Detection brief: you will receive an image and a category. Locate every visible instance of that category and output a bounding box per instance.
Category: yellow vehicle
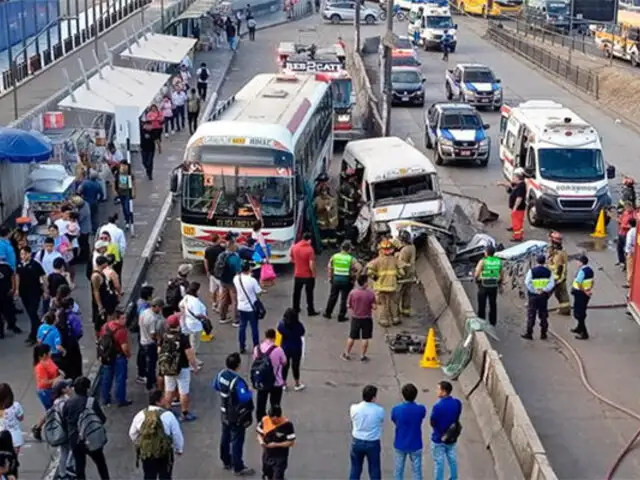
[594,22,640,66]
[453,0,523,17]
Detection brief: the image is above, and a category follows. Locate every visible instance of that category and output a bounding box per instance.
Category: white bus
[176,73,333,262]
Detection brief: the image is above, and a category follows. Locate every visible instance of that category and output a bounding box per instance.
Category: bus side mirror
[607,165,616,179]
[453,24,458,29]
[495,78,501,83]
[170,170,180,193]
[483,124,490,130]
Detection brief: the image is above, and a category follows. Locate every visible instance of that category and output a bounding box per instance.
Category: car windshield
[392,56,420,67]
[546,3,569,14]
[426,16,454,28]
[538,148,605,182]
[373,174,438,205]
[331,78,352,108]
[463,69,495,83]
[440,112,482,129]
[394,37,413,49]
[392,71,421,83]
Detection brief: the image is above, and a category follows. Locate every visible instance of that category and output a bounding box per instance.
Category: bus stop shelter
[118,32,197,70]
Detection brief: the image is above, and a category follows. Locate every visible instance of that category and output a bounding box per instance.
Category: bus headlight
[183,237,210,249]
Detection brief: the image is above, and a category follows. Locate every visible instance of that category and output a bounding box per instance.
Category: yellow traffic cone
[420,328,440,368]
[275,330,282,347]
[591,209,607,238]
[200,331,214,342]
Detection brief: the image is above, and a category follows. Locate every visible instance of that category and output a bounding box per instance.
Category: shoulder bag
[239,275,266,320]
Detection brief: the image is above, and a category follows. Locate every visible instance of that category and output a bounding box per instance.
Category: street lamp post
[382,0,393,136]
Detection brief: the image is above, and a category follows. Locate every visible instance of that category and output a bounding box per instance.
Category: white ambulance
[407,4,456,50]
[499,100,614,227]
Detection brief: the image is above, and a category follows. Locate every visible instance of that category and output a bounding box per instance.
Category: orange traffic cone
[591,209,607,238]
[420,328,440,368]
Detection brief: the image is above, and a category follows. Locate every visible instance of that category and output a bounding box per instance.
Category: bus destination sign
[202,136,276,147]
[285,60,342,73]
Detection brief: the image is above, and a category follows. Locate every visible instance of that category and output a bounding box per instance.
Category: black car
[391,67,425,106]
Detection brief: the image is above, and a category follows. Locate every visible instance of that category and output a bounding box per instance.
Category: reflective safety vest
[480,256,502,284]
[368,255,399,293]
[530,265,553,290]
[572,265,595,292]
[331,252,353,278]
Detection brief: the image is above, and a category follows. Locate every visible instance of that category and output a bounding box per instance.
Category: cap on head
[151,297,165,308]
[536,254,546,265]
[167,314,181,329]
[52,379,71,398]
[178,264,193,276]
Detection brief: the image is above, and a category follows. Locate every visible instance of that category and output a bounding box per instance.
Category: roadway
[382,14,640,479]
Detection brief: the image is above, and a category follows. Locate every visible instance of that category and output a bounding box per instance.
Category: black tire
[478,158,489,167]
[527,202,543,227]
[396,11,405,21]
[449,46,456,53]
[330,14,340,23]
[379,10,386,20]
[632,55,639,67]
[445,84,453,100]
[425,134,432,149]
[434,147,444,165]
[365,14,375,24]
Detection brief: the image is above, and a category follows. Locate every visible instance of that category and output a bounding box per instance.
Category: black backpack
[125,300,139,332]
[213,251,230,280]
[97,323,124,364]
[199,68,209,82]
[165,278,184,309]
[250,345,277,391]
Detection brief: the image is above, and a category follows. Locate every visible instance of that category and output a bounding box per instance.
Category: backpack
[198,68,209,82]
[42,402,67,447]
[78,397,107,452]
[125,299,139,332]
[225,376,254,428]
[165,278,184,309]
[250,345,277,391]
[96,323,124,365]
[157,332,182,376]
[213,251,230,280]
[135,409,174,461]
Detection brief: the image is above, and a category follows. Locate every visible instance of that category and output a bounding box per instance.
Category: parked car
[391,67,425,106]
[323,1,379,24]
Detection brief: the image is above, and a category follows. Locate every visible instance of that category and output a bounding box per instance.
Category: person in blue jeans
[234,261,262,353]
[99,309,132,407]
[349,384,385,480]
[391,383,427,480]
[430,381,463,480]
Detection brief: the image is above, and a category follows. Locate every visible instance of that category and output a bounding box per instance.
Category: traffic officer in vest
[367,239,404,327]
[522,254,555,340]
[314,186,338,247]
[547,231,571,315]
[473,244,504,326]
[323,240,360,323]
[395,230,416,317]
[571,255,595,340]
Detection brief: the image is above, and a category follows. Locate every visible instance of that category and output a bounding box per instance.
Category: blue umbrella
[0,127,53,164]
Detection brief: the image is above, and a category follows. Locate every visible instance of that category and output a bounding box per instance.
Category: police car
[444,63,502,110]
[424,103,491,167]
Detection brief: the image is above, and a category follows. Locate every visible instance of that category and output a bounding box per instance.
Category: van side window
[363,181,371,202]
[505,131,516,153]
[526,146,537,171]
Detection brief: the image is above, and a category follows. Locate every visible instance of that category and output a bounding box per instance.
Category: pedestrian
[178,281,208,368]
[214,353,255,476]
[97,308,132,407]
[391,383,426,480]
[0,383,25,459]
[171,88,187,133]
[134,284,154,385]
[99,230,123,279]
[473,244,503,326]
[341,274,376,362]
[100,214,127,270]
[35,237,63,276]
[145,104,164,153]
[105,142,124,180]
[625,218,637,288]
[277,308,306,391]
[51,379,73,479]
[165,264,192,314]
[235,261,263,354]
[160,95,174,137]
[204,234,224,312]
[324,240,359,323]
[140,120,156,180]
[252,329,287,423]
[187,88,201,134]
[0,429,19,479]
[315,186,338,247]
[247,16,256,40]
[196,62,210,99]
[37,311,65,364]
[522,254,555,340]
[32,344,65,441]
[104,254,122,298]
[226,20,237,50]
[0,255,18,339]
[129,389,184,479]
[218,240,242,325]
[179,64,191,90]
[16,245,47,345]
[430,381,462,480]
[617,201,635,267]
[256,405,296,480]
[46,257,71,307]
[71,195,92,262]
[62,376,110,480]
[349,384,384,480]
[87,240,108,280]
[139,298,165,391]
[78,170,103,234]
[47,223,73,265]
[113,161,136,235]
[571,255,595,340]
[290,232,319,316]
[235,9,243,35]
[55,300,83,380]
[90,256,119,334]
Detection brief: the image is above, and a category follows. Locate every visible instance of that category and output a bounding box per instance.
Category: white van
[341,137,444,241]
[408,4,457,49]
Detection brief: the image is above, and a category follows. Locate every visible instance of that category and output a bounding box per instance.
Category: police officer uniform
[522,255,555,340]
[323,241,357,322]
[474,246,503,326]
[571,255,594,340]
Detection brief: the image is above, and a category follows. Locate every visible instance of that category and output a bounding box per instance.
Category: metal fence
[487,22,600,98]
[509,17,602,57]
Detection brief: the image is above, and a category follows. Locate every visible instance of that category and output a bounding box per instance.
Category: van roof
[345,137,437,182]
[512,100,593,133]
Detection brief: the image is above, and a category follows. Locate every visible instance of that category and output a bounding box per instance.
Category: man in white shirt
[178,281,207,367]
[55,205,72,236]
[129,389,184,478]
[37,237,63,275]
[139,298,165,391]
[196,62,210,99]
[99,214,127,256]
[349,385,385,480]
[625,218,637,287]
[233,261,262,353]
[171,89,188,133]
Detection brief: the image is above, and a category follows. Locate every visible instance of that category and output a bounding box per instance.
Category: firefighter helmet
[378,239,393,251]
[623,176,635,186]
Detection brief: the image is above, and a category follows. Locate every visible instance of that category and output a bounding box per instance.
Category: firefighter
[395,230,416,317]
[323,240,360,323]
[367,239,403,327]
[314,172,330,197]
[338,169,361,244]
[522,254,555,340]
[617,176,636,213]
[473,244,503,326]
[571,255,594,340]
[548,231,571,316]
[314,186,338,247]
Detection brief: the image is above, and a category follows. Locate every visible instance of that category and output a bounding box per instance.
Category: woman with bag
[178,282,209,368]
[277,308,306,391]
[234,261,264,354]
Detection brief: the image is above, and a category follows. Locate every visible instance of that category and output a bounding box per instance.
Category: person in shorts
[203,234,224,312]
[341,275,376,362]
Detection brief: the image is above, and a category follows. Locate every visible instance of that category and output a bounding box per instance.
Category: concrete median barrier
[417,236,559,480]
[345,39,383,138]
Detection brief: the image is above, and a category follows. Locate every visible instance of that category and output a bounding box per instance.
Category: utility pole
[382,0,393,136]
[161,0,165,31]
[354,0,361,53]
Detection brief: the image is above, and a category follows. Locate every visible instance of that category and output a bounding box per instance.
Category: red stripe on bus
[287,99,312,134]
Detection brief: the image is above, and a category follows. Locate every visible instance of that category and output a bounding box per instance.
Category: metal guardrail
[487,21,600,98]
[509,17,602,57]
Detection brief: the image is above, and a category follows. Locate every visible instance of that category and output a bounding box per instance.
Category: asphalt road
[381,14,640,479]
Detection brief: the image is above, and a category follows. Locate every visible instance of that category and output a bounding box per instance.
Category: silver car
[323,1,379,24]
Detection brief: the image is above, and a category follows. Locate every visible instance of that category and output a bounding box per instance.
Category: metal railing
[487,21,600,98]
[508,17,602,57]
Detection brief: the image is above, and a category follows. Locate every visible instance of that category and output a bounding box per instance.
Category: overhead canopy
[119,33,197,64]
[58,66,171,115]
[174,0,219,21]
[0,128,53,164]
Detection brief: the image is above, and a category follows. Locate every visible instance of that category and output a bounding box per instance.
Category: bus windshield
[372,174,439,205]
[538,148,605,182]
[331,78,352,109]
[182,166,294,219]
[426,16,454,28]
[547,3,569,15]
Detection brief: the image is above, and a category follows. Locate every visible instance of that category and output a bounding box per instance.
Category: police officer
[522,254,555,340]
[571,255,594,340]
[323,240,360,323]
[547,231,571,316]
[473,244,503,326]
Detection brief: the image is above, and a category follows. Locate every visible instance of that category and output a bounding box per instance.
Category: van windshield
[538,148,605,182]
[426,16,454,28]
[372,174,439,205]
